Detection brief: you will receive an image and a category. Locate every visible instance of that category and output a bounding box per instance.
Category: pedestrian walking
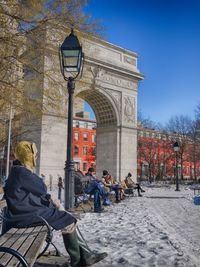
[49,174,53,191]
[58,176,64,202]
[41,173,46,183]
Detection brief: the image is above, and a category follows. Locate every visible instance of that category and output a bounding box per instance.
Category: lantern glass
[60,29,83,79]
[62,49,81,72]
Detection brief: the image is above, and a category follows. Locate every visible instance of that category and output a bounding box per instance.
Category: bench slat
[7,226,46,267]
[0,226,47,267]
[0,228,26,247]
[0,228,19,246]
[24,226,47,267]
[0,228,34,265]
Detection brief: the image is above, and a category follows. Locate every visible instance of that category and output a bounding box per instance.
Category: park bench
[124,187,135,197]
[74,171,93,212]
[0,197,60,267]
[189,184,200,195]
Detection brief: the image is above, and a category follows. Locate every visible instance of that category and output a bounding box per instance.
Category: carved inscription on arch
[84,66,137,90]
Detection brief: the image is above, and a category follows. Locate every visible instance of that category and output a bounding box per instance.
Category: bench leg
[37,216,61,258]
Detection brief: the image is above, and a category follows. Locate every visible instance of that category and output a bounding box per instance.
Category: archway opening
[76,89,117,127]
[73,89,118,177]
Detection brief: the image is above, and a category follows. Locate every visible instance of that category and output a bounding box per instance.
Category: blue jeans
[85,181,107,212]
[107,185,120,201]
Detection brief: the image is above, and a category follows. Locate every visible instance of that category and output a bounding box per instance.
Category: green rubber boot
[62,230,81,267]
[76,227,108,266]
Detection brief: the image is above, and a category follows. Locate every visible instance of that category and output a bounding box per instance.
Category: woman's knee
[61,222,77,234]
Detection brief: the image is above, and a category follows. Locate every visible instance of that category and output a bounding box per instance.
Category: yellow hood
[15,141,37,171]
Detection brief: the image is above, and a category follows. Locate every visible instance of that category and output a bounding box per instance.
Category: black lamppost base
[65,160,75,210]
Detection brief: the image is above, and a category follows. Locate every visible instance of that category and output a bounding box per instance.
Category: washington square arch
[24,28,144,183]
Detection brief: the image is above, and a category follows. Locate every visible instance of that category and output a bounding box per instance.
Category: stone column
[118,126,137,181]
[119,93,138,182]
[96,125,120,180]
[38,114,67,183]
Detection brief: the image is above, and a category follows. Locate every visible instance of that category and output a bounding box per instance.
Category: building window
[91,147,96,156]
[83,146,88,155]
[146,132,150,137]
[83,162,87,171]
[83,133,88,141]
[84,122,88,128]
[74,145,79,156]
[75,121,79,128]
[74,132,79,141]
[92,134,96,143]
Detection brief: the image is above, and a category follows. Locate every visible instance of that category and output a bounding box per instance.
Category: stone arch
[76,89,119,127]
[29,30,144,182]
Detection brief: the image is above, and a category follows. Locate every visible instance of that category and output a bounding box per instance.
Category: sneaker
[94,207,104,213]
[138,194,143,197]
[141,190,145,193]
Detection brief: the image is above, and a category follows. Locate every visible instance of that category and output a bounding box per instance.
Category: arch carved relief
[123,95,136,125]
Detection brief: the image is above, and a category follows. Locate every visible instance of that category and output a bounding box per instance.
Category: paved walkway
[53,185,200,267]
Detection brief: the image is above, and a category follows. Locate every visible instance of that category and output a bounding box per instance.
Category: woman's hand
[50,197,61,209]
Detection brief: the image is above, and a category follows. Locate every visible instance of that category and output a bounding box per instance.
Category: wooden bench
[0,199,59,267]
[0,225,47,267]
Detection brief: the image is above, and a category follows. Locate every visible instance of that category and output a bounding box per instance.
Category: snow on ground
[52,185,200,267]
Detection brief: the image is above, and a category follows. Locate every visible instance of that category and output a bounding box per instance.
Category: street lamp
[173,141,180,191]
[59,29,84,210]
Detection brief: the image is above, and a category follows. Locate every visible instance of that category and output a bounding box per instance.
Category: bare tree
[187,104,200,180]
[0,0,102,147]
[188,121,200,180]
[165,115,192,179]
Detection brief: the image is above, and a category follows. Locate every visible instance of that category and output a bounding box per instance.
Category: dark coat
[3,165,76,232]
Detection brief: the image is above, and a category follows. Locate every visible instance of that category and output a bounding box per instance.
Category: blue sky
[84,0,200,125]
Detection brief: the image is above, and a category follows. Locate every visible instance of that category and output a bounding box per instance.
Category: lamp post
[173,141,180,191]
[59,29,84,210]
[6,106,13,178]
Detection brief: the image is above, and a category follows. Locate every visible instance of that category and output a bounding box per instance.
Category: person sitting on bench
[102,170,122,203]
[85,168,109,211]
[3,141,107,267]
[124,173,145,197]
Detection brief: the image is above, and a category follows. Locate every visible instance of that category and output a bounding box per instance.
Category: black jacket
[3,165,76,232]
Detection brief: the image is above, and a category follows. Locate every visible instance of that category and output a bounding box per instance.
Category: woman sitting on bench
[124,173,145,197]
[101,170,123,203]
[3,141,107,267]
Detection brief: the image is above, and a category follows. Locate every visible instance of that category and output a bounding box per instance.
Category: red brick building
[137,126,200,181]
[73,118,200,180]
[73,117,96,173]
